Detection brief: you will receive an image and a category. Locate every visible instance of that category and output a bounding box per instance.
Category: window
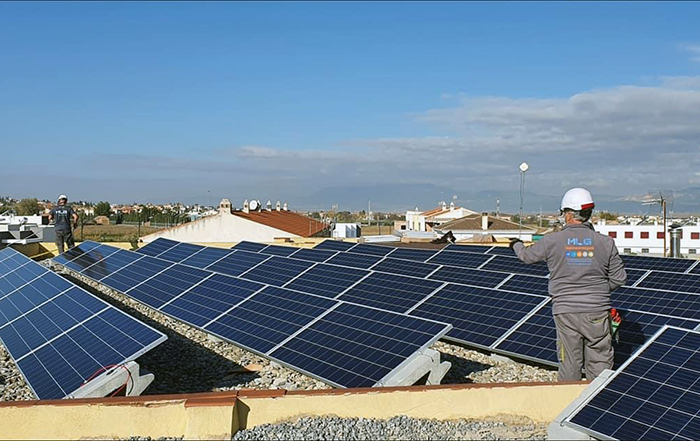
[692,232,700,240]
[400,225,406,230]
[641,231,649,239]
[608,232,617,238]
[657,232,665,239]
[625,231,633,239]
[623,248,632,254]
[642,248,649,253]
[690,249,697,255]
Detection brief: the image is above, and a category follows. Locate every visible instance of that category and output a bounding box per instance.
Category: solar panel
[314,240,357,252]
[337,272,443,313]
[636,272,700,294]
[127,264,211,309]
[259,244,299,257]
[232,241,270,252]
[428,266,510,289]
[204,286,338,353]
[611,287,700,320]
[51,241,102,266]
[0,247,18,262]
[269,303,450,388]
[284,264,368,298]
[325,252,383,269]
[288,248,337,263]
[426,250,492,268]
[81,249,145,281]
[564,326,700,441]
[690,263,700,275]
[481,255,550,277]
[486,246,516,256]
[409,284,546,347]
[621,254,696,273]
[348,243,394,257]
[625,268,648,286]
[205,250,269,277]
[62,244,120,273]
[444,244,494,253]
[180,247,232,269]
[0,248,166,399]
[371,258,440,278]
[386,248,438,262]
[0,258,49,298]
[100,256,173,293]
[136,238,179,257]
[156,242,205,263]
[0,251,32,274]
[240,256,314,286]
[499,274,549,296]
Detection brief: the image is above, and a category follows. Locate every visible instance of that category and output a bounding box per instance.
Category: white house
[434,212,536,242]
[405,202,477,232]
[594,219,700,256]
[141,199,329,244]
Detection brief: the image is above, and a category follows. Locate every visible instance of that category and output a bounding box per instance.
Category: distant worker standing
[49,194,79,254]
[509,188,626,381]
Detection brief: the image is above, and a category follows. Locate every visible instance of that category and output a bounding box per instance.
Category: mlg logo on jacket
[567,238,593,246]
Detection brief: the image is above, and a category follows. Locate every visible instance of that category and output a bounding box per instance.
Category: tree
[15,198,39,216]
[94,201,111,217]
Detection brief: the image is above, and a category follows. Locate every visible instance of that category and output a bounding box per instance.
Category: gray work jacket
[512,223,627,315]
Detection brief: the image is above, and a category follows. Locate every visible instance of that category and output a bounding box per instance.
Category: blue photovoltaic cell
[481,255,550,277]
[231,241,269,252]
[624,269,647,286]
[204,286,338,354]
[691,263,700,275]
[156,242,205,263]
[51,241,102,266]
[205,250,269,277]
[0,272,74,326]
[621,254,696,273]
[410,284,545,347]
[0,247,17,262]
[486,247,516,256]
[259,244,299,257]
[386,248,438,262]
[429,266,509,289]
[325,252,383,269]
[136,238,179,257]
[0,252,32,274]
[0,261,49,297]
[348,243,394,257]
[241,256,314,287]
[160,274,264,327]
[611,287,700,320]
[128,264,210,309]
[636,271,700,294]
[371,258,439,278]
[180,247,232,269]
[494,302,557,364]
[100,256,173,293]
[270,302,450,388]
[285,264,368,298]
[80,249,144,281]
[444,244,494,254]
[426,250,492,268]
[499,274,549,296]
[567,327,700,441]
[314,240,357,252]
[63,245,120,273]
[338,272,443,313]
[288,248,337,263]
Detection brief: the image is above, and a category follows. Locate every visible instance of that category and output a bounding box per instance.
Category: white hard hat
[561,188,595,211]
[58,194,67,201]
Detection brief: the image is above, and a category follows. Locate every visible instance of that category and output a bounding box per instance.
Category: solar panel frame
[313,240,358,252]
[204,250,271,277]
[370,258,440,278]
[136,238,180,257]
[611,287,700,320]
[284,263,369,298]
[325,252,383,269]
[385,248,439,262]
[636,271,700,294]
[259,244,299,257]
[444,244,494,254]
[621,254,696,273]
[287,248,338,263]
[480,255,550,277]
[347,243,395,257]
[425,250,493,268]
[337,272,444,313]
[155,242,205,263]
[231,241,269,252]
[180,247,233,270]
[240,256,315,287]
[428,266,510,289]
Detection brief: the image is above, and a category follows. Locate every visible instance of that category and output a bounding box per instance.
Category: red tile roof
[232,210,327,237]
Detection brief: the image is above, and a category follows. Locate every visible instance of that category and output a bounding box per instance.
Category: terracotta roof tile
[232,210,327,237]
[437,214,535,231]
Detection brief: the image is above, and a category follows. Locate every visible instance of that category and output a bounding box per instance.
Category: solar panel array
[564,326,700,441]
[0,247,166,399]
[53,242,452,388]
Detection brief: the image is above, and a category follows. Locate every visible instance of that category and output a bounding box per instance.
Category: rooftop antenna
[518,162,529,239]
[641,190,668,257]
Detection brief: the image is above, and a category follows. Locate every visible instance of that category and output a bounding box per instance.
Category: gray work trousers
[553,311,613,382]
[55,229,75,254]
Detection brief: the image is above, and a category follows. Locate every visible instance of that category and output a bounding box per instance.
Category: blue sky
[2,2,700,211]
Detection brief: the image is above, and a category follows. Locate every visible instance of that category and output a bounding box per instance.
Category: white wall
[448,230,534,242]
[594,222,700,255]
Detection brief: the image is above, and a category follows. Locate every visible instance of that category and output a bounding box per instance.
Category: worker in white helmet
[509,188,627,381]
[48,194,79,254]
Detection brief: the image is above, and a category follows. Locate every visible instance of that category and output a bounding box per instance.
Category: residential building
[594,219,700,256]
[434,212,537,242]
[405,202,477,232]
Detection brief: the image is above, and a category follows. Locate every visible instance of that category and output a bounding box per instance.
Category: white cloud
[683,44,700,62]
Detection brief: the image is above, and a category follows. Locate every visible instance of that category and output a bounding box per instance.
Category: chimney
[441,201,447,210]
[243,199,249,214]
[283,202,289,211]
[266,200,272,211]
[276,201,281,211]
[219,199,231,214]
[450,201,455,211]
[481,212,489,231]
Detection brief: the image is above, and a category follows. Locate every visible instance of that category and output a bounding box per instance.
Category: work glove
[610,308,622,343]
[508,238,523,250]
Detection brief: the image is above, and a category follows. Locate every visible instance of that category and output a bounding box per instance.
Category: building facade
[594,220,700,256]
[405,202,477,232]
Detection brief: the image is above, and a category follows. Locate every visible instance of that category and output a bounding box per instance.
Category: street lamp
[518,162,529,238]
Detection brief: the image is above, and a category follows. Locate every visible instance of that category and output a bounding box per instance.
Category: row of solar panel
[0,247,166,399]
[52,242,452,389]
[135,238,700,369]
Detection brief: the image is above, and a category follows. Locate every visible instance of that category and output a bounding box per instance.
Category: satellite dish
[249,200,259,211]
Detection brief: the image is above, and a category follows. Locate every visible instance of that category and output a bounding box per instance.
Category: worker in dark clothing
[49,194,79,254]
[509,188,626,381]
